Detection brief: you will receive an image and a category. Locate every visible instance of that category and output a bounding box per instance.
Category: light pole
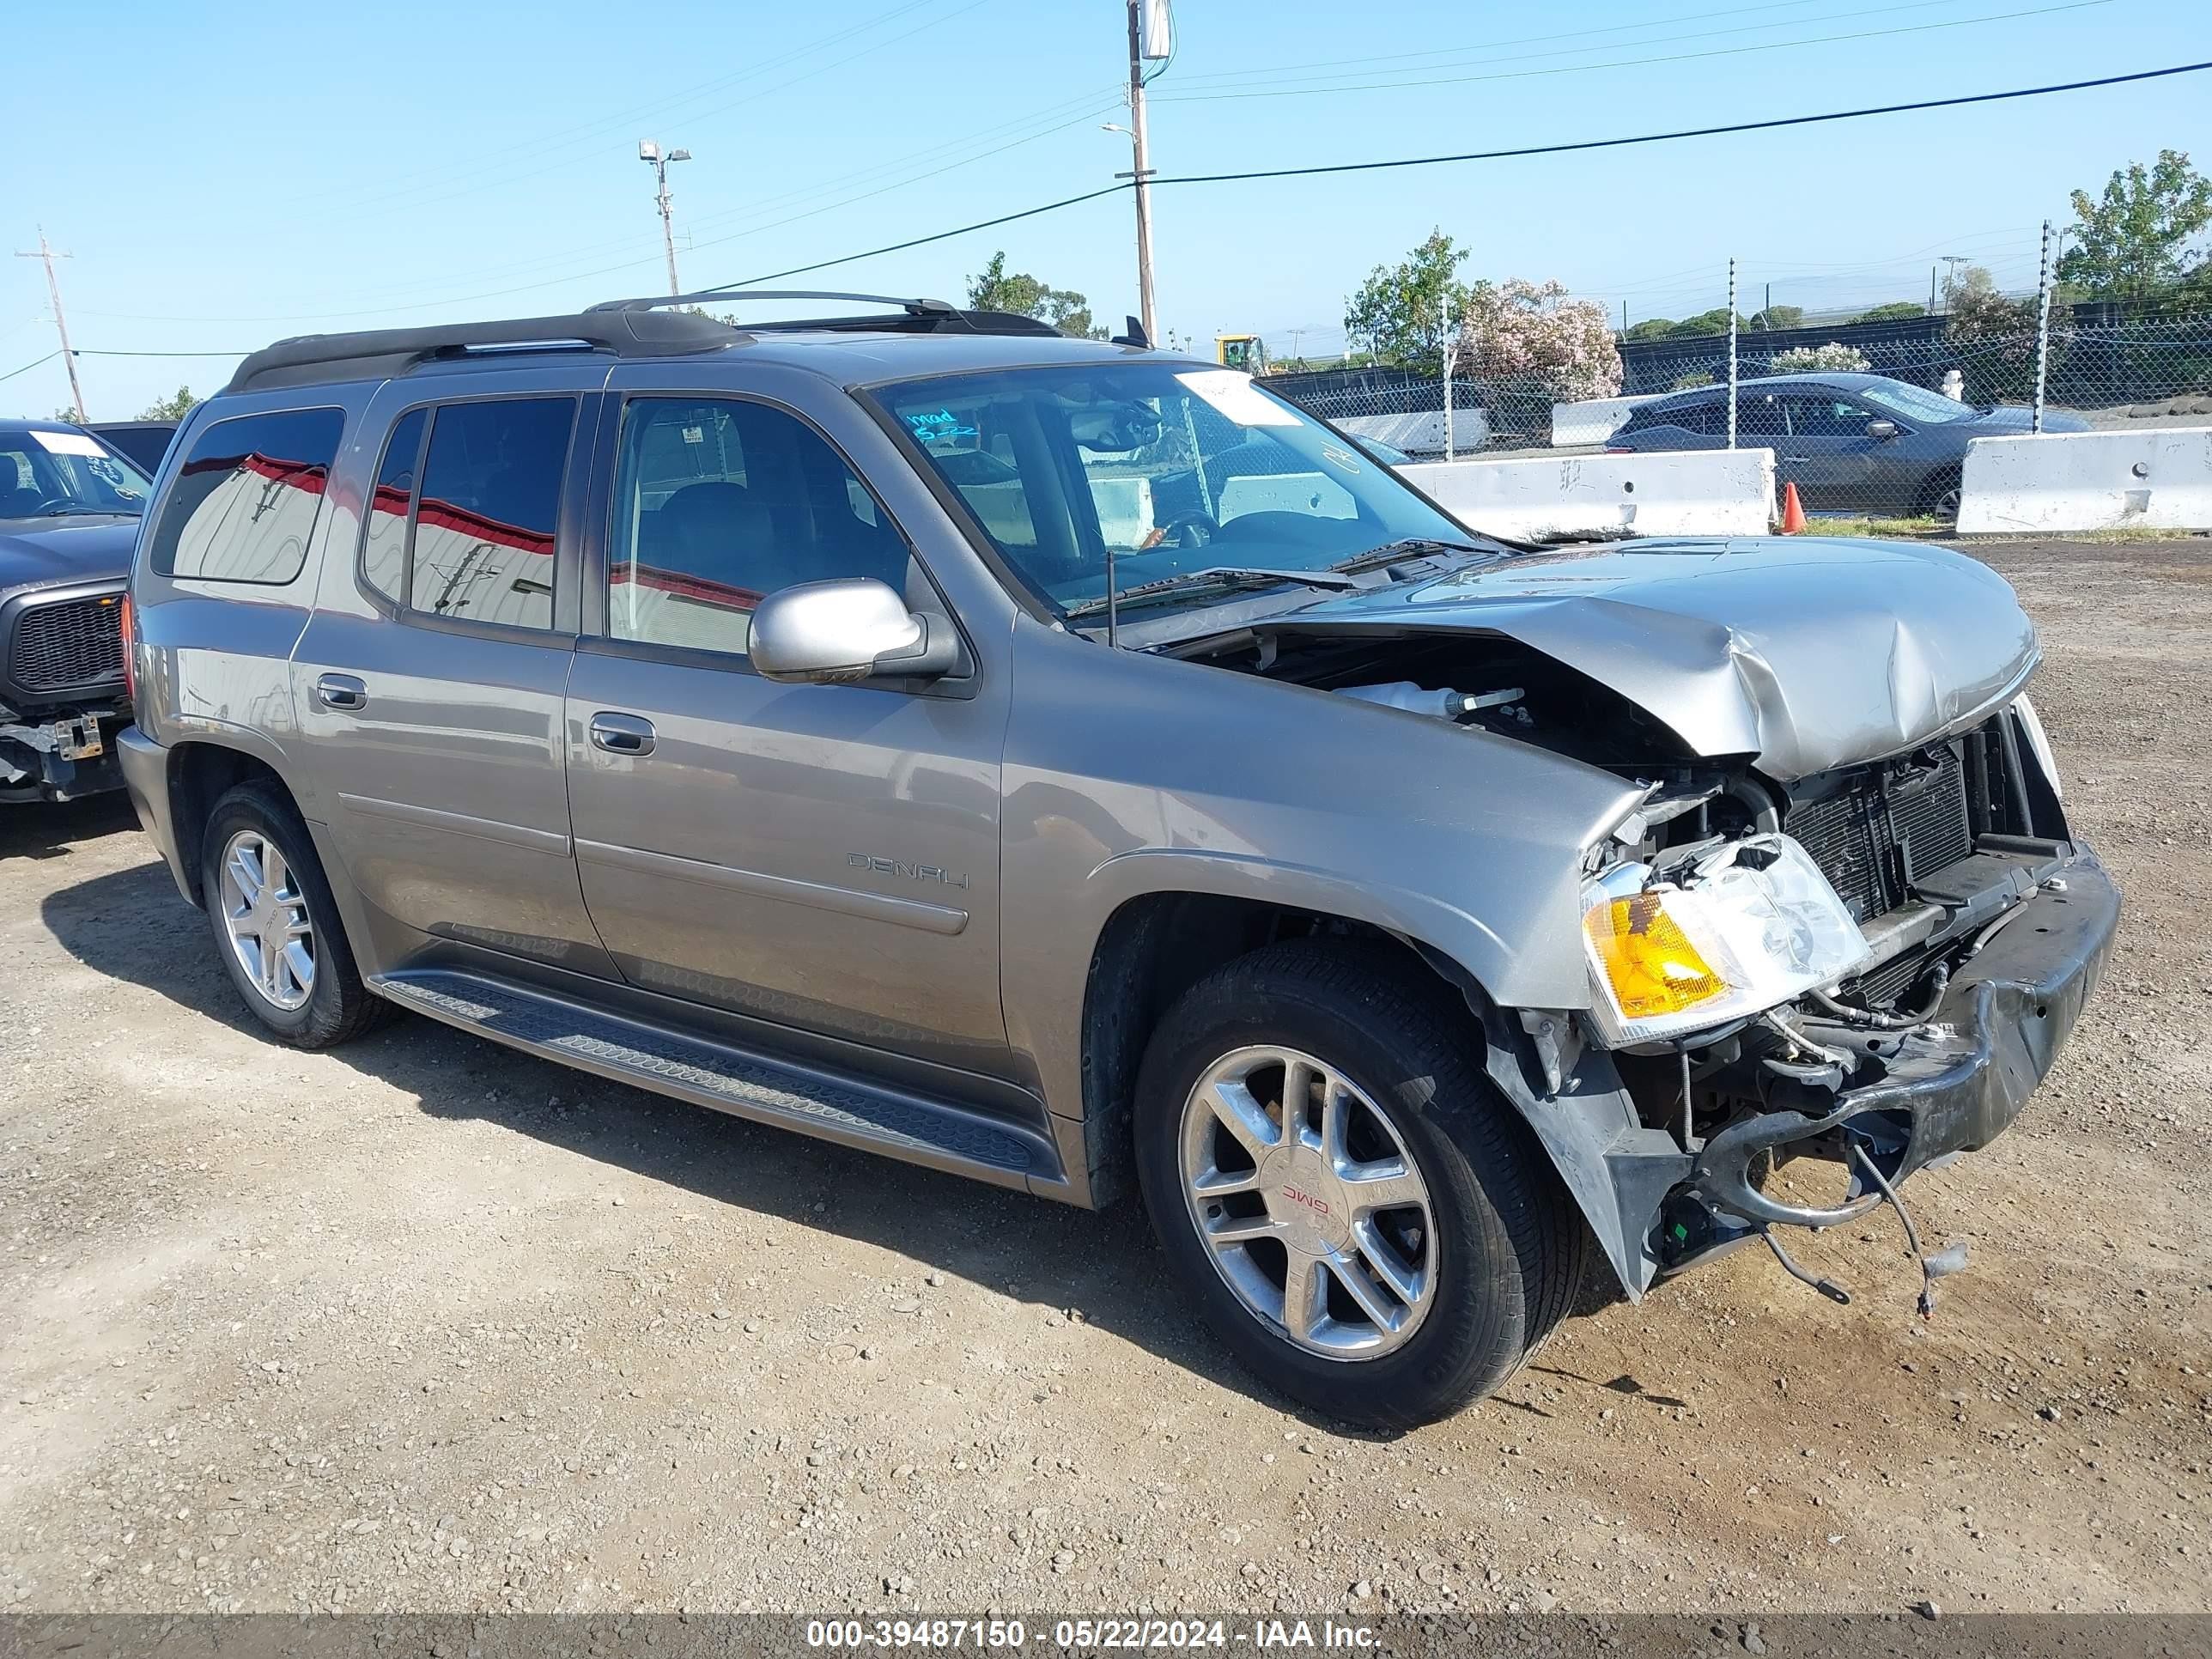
[639,140,691,297]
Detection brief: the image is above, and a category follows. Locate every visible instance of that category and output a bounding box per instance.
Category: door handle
[314,673,368,712]
[589,712,656,757]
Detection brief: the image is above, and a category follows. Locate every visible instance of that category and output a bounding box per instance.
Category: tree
[52,404,82,424]
[964,252,1104,338]
[2057,149,2212,302]
[1747,305,1804,331]
[1769,343,1871,374]
[1665,307,1735,338]
[1945,264,2068,402]
[1622,318,1678,342]
[1457,278,1623,402]
[1854,301,1926,324]
[138,386,198,421]
[1342,229,1471,373]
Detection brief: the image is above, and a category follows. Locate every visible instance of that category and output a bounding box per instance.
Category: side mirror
[1866,418,1899,441]
[749,578,958,684]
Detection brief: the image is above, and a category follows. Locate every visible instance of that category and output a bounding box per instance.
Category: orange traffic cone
[1778,481,1807,534]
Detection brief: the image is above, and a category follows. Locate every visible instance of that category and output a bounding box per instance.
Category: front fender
[999,616,1644,1124]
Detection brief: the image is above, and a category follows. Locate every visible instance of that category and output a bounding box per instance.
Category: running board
[373,969,1059,1190]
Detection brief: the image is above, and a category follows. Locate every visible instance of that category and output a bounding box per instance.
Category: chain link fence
[1268,305,2212,523]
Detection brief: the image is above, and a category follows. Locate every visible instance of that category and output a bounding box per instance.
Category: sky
[6,0,2209,420]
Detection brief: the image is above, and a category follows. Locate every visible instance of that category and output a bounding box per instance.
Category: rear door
[292,373,619,978]
[561,373,1009,1073]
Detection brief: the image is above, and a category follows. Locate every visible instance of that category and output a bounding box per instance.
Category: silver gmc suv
[118,292,2117,1425]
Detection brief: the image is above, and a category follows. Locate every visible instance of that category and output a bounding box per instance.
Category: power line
[1165,0,1992,94]
[1,349,63,386]
[696,61,2210,289]
[725,183,1133,289]
[1146,61,2211,185]
[1154,0,2112,103]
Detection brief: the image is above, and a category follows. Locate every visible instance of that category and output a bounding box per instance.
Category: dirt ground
[2,538,2207,1622]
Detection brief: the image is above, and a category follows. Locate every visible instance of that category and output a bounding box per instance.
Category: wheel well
[1079,893,1472,1206]
[166,742,293,908]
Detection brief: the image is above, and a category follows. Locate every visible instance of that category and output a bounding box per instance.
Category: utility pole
[16,228,85,421]
[1123,0,1165,344]
[1940,254,1970,314]
[639,141,691,296]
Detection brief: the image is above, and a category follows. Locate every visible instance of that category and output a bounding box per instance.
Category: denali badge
[849,853,970,890]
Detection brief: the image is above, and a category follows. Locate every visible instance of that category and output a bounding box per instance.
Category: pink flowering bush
[1457,279,1625,402]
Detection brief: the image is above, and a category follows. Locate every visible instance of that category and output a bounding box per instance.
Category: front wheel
[1132,941,1586,1427]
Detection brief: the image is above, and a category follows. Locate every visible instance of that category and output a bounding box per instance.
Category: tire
[1916,465,1964,522]
[1132,940,1586,1428]
[199,781,386,1048]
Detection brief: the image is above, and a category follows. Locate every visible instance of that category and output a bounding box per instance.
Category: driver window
[606,397,909,656]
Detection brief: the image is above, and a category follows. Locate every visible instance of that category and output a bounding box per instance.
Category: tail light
[1604,445,1634,454]
[118,592,137,704]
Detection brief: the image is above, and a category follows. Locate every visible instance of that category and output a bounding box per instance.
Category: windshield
[872,363,1474,616]
[1860,380,1977,425]
[0,428,153,518]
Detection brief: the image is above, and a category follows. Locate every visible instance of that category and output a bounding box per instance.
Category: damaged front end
[1568,698,2118,1310]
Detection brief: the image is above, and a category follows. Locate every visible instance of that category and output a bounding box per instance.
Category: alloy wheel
[217,829,316,1012]
[1178,1045,1437,1359]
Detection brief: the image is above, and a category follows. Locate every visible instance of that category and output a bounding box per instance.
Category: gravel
[0,538,2207,1618]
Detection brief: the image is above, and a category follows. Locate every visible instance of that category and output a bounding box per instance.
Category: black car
[1607,372,2092,518]
[0,420,149,803]
[89,420,180,475]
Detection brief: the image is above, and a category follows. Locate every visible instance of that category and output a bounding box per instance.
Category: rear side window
[360,407,427,602]
[359,398,575,630]
[146,408,344,582]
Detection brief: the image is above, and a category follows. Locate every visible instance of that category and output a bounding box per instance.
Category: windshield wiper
[1329,536,1501,573]
[39,506,138,518]
[1063,565,1358,620]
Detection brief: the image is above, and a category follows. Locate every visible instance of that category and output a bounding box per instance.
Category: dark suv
[1,419,149,803]
[118,295,2114,1425]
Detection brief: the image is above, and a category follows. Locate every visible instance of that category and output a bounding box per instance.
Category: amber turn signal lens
[1582,891,1724,1020]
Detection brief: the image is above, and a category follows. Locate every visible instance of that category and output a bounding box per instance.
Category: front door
[294,380,615,976]
[1776,392,1883,511]
[562,390,1008,1073]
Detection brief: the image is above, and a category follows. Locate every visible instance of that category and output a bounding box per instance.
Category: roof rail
[222,307,739,394]
[591,286,1064,338]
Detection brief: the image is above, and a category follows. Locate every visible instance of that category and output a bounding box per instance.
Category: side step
[373,969,1060,1191]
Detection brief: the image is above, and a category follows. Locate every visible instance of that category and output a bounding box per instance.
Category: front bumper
[0,706,128,803]
[1675,841,2119,1243]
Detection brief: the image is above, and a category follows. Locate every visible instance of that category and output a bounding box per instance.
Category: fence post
[2033,218,2054,434]
[1440,292,1455,463]
[1726,258,1738,450]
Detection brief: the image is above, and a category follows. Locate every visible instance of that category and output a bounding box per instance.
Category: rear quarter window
[147,408,345,583]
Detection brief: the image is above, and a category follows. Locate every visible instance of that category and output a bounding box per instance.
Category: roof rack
[222,307,739,394]
[592,286,1063,338]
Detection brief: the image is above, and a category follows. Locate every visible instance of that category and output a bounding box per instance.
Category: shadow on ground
[39,854,1451,1434]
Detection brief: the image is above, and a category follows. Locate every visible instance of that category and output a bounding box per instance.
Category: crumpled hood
[0,516,139,596]
[1270,536,2038,779]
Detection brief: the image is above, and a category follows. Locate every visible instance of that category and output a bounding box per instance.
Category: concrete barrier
[1550,394,1660,447]
[1956,426,2212,533]
[1334,407,1492,458]
[1400,448,1777,541]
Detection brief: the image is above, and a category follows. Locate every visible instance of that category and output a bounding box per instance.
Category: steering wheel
[24,496,74,517]
[1148,511,1219,550]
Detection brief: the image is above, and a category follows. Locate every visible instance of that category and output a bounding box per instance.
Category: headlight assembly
[1581,834,1871,1046]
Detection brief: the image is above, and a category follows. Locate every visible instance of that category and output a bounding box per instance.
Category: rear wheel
[201,781,385,1048]
[1133,941,1585,1427]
